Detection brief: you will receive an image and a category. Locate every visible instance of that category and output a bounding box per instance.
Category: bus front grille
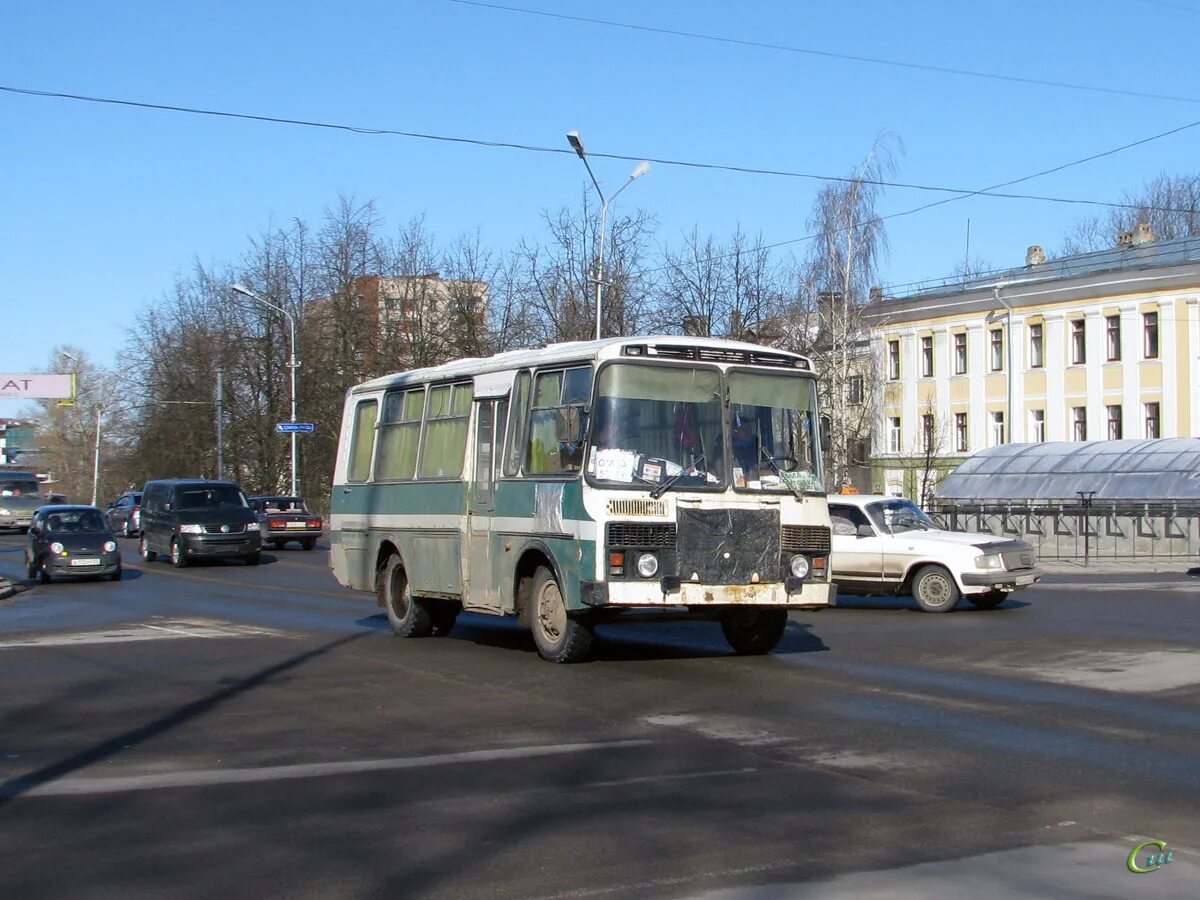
[781,525,831,554]
[607,522,676,548]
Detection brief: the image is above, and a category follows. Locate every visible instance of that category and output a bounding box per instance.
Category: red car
[249,496,322,551]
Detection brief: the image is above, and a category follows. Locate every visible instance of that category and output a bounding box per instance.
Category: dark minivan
[139,479,262,567]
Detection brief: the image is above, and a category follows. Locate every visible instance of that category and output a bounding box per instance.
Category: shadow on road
[0,631,370,805]
[831,595,1032,613]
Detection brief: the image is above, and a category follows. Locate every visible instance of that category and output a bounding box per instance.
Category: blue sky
[3,0,1198,416]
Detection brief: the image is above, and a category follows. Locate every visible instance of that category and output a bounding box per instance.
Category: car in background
[0,471,46,533]
[26,505,122,582]
[105,491,143,537]
[140,479,262,567]
[827,493,1042,612]
[248,496,323,551]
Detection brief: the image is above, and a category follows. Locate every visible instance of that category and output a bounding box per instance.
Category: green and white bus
[330,336,834,662]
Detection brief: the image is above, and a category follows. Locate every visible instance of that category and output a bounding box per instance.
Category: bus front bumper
[584,579,834,608]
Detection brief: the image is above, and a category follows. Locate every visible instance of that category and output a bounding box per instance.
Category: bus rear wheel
[530,567,593,663]
[720,607,788,655]
[381,555,432,638]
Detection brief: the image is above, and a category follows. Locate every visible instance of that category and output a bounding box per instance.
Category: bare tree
[781,135,901,489]
[1059,171,1200,254]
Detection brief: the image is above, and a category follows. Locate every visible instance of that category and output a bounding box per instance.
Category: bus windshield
[729,371,824,494]
[589,364,725,490]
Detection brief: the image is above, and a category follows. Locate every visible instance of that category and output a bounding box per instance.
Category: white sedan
[827,494,1042,612]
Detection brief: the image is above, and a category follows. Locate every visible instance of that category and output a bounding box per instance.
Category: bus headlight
[789,555,810,578]
[636,553,659,578]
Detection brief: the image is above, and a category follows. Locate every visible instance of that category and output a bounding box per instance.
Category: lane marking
[9,739,654,798]
[0,619,288,649]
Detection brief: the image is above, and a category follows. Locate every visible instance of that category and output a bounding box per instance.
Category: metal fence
[929,499,1200,561]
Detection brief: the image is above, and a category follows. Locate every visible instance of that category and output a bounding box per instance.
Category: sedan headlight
[974,553,1005,570]
[0,507,10,516]
[50,542,65,554]
[246,522,261,532]
[636,553,659,578]
[104,541,118,552]
[178,523,204,534]
[789,555,811,578]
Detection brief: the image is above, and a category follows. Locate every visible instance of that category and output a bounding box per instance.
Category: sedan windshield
[867,499,937,534]
[46,510,107,533]
[588,364,725,490]
[177,486,248,509]
[728,371,824,494]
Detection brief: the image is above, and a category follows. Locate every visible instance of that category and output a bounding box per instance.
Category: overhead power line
[448,0,1200,106]
[3,84,1198,215]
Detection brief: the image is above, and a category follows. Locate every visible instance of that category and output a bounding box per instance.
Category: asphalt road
[0,532,1197,899]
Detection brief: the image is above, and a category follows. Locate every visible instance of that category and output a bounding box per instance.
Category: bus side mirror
[819,413,832,454]
[555,406,582,444]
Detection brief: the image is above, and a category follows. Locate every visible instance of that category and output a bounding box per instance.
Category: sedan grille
[1002,549,1036,571]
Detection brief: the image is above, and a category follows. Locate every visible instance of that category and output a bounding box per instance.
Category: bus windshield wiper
[650,455,707,499]
[759,448,803,499]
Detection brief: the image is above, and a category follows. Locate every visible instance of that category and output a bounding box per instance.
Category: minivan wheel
[140,534,156,563]
[380,555,432,638]
[170,539,189,568]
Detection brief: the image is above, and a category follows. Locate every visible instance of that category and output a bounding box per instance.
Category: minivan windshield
[588,364,725,491]
[0,479,41,496]
[177,486,249,510]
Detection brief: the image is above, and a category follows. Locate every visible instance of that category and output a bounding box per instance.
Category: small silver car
[828,494,1041,612]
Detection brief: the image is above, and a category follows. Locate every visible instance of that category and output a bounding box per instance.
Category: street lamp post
[231,284,299,496]
[566,131,650,340]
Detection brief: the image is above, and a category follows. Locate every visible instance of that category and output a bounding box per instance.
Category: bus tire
[912,565,959,613]
[381,555,432,638]
[429,601,461,636]
[720,607,788,655]
[530,566,593,663]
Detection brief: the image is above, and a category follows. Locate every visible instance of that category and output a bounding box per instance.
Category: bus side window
[419,383,473,478]
[527,366,591,474]
[348,399,378,482]
[504,371,531,476]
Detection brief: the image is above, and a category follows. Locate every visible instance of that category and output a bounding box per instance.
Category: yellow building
[864,232,1200,498]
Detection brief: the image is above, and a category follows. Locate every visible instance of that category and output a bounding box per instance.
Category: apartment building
[864,230,1200,498]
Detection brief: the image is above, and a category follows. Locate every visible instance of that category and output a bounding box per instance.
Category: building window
[952,332,967,375]
[1106,404,1123,440]
[989,411,1005,447]
[888,340,901,380]
[989,328,1004,372]
[848,375,864,405]
[1072,406,1087,441]
[1030,408,1045,442]
[921,413,935,452]
[954,412,968,452]
[1145,402,1160,438]
[920,336,934,378]
[1106,315,1121,361]
[1029,323,1044,369]
[1144,311,1159,359]
[888,417,901,453]
[1070,319,1086,364]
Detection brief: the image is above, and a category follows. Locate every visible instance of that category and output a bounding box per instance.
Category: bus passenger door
[466,400,499,610]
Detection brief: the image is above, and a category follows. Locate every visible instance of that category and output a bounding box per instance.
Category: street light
[231,283,300,496]
[566,131,650,340]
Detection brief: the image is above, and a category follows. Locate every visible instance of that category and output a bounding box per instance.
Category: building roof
[936,438,1200,503]
[867,235,1200,327]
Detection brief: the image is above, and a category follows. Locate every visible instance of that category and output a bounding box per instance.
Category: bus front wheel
[530,567,593,663]
[721,607,788,655]
[381,555,433,638]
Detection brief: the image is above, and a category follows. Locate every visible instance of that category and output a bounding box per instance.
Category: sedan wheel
[912,565,960,613]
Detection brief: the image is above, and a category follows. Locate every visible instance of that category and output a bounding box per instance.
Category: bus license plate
[70,558,101,567]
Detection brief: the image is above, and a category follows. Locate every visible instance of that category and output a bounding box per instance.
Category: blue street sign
[276,422,315,433]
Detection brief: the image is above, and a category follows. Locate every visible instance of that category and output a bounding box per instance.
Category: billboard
[0,374,74,400]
